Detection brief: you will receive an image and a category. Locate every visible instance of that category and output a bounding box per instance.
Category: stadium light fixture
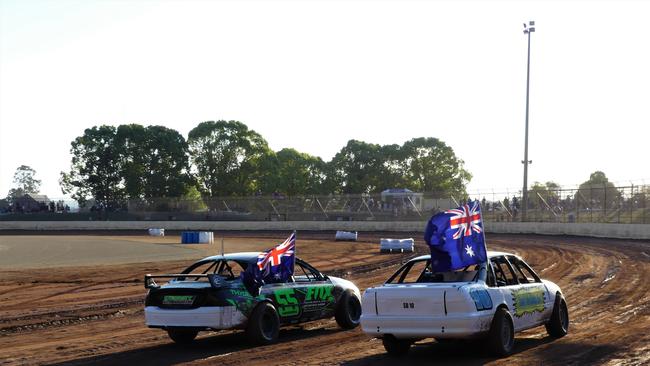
[521,20,535,222]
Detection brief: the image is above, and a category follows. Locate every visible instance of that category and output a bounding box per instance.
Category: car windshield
[386,259,486,284]
[181,259,249,281]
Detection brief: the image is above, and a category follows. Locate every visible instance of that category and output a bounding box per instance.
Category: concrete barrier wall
[1,221,650,240]
[485,222,650,240]
[0,220,423,232]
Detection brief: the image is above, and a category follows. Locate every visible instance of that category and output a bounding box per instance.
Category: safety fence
[1,185,648,224]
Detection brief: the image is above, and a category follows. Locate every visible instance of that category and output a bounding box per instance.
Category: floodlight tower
[521,20,535,222]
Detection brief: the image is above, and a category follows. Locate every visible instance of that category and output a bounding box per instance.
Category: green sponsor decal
[230,289,254,298]
[162,295,194,305]
[274,288,300,317]
[511,287,545,317]
[305,285,334,302]
[227,288,265,314]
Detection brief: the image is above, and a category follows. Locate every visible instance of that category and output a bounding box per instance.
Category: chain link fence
[477,185,648,224]
[1,185,648,224]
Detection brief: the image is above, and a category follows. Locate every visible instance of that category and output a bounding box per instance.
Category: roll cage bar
[144,257,328,289]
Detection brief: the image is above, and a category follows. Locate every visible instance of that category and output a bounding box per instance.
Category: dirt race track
[1,232,649,365]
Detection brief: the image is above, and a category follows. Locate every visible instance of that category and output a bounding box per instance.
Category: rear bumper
[360,311,493,339]
[145,306,246,330]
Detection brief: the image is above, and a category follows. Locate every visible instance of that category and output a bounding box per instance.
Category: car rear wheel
[335,291,361,329]
[487,307,515,357]
[167,329,198,344]
[246,302,280,345]
[546,295,569,338]
[382,334,412,356]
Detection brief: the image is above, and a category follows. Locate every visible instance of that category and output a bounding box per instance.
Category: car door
[507,256,550,326]
[489,255,531,331]
[291,260,337,322]
[263,260,336,324]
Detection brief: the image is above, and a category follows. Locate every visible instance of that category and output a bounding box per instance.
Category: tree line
[59,120,471,206]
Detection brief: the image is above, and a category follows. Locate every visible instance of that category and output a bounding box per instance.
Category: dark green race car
[144,252,362,344]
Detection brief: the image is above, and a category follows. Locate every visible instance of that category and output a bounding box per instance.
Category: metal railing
[1,185,648,224]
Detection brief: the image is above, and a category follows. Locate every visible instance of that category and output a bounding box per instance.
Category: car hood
[542,279,563,297]
[328,276,361,299]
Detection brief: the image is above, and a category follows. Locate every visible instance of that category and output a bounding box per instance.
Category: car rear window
[386,259,481,284]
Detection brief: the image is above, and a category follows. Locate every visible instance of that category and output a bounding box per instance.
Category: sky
[1,0,649,200]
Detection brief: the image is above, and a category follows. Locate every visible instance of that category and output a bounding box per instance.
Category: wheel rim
[560,302,569,331]
[261,310,275,338]
[501,321,512,349]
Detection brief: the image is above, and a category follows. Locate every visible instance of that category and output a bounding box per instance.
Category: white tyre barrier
[148,228,165,237]
[335,231,358,241]
[198,231,214,244]
[380,238,414,253]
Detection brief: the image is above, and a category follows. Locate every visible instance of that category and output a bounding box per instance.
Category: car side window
[508,256,540,283]
[216,260,245,279]
[401,260,428,283]
[492,256,518,286]
[486,262,497,287]
[183,260,218,275]
[386,259,428,284]
[294,261,323,283]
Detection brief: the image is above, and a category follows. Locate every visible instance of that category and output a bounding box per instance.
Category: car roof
[198,252,260,262]
[409,250,517,262]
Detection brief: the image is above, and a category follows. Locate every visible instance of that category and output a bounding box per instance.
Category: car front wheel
[246,302,280,345]
[546,295,569,338]
[488,307,515,357]
[335,290,361,329]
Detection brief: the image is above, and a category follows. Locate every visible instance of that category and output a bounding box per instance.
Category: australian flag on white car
[424,200,487,272]
[241,232,296,296]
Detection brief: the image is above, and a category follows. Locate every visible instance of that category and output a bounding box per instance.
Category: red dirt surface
[1,232,649,365]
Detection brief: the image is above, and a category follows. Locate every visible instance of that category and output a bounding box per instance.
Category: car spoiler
[144,273,228,289]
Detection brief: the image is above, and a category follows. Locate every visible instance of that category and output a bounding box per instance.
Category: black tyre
[246,302,280,345]
[167,329,198,344]
[487,307,515,357]
[382,334,412,356]
[546,295,569,338]
[335,291,361,329]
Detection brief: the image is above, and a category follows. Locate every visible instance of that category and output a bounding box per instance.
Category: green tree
[188,121,271,196]
[117,125,191,199]
[61,124,191,206]
[528,181,561,209]
[577,171,620,209]
[179,184,208,212]
[60,125,125,206]
[258,148,328,196]
[401,137,471,196]
[6,165,41,202]
[378,144,409,190]
[116,124,148,199]
[330,140,386,194]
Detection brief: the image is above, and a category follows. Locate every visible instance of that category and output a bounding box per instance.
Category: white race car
[360,251,569,356]
[144,253,362,345]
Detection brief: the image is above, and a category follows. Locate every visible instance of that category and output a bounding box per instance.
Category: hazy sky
[1,0,649,199]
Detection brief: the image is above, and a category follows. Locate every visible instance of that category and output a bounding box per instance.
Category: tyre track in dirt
[1,233,649,365]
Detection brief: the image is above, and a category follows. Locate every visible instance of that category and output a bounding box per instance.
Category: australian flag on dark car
[241,232,296,296]
[424,200,487,272]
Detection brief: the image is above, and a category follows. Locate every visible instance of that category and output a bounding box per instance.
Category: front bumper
[145,306,246,330]
[360,311,493,339]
